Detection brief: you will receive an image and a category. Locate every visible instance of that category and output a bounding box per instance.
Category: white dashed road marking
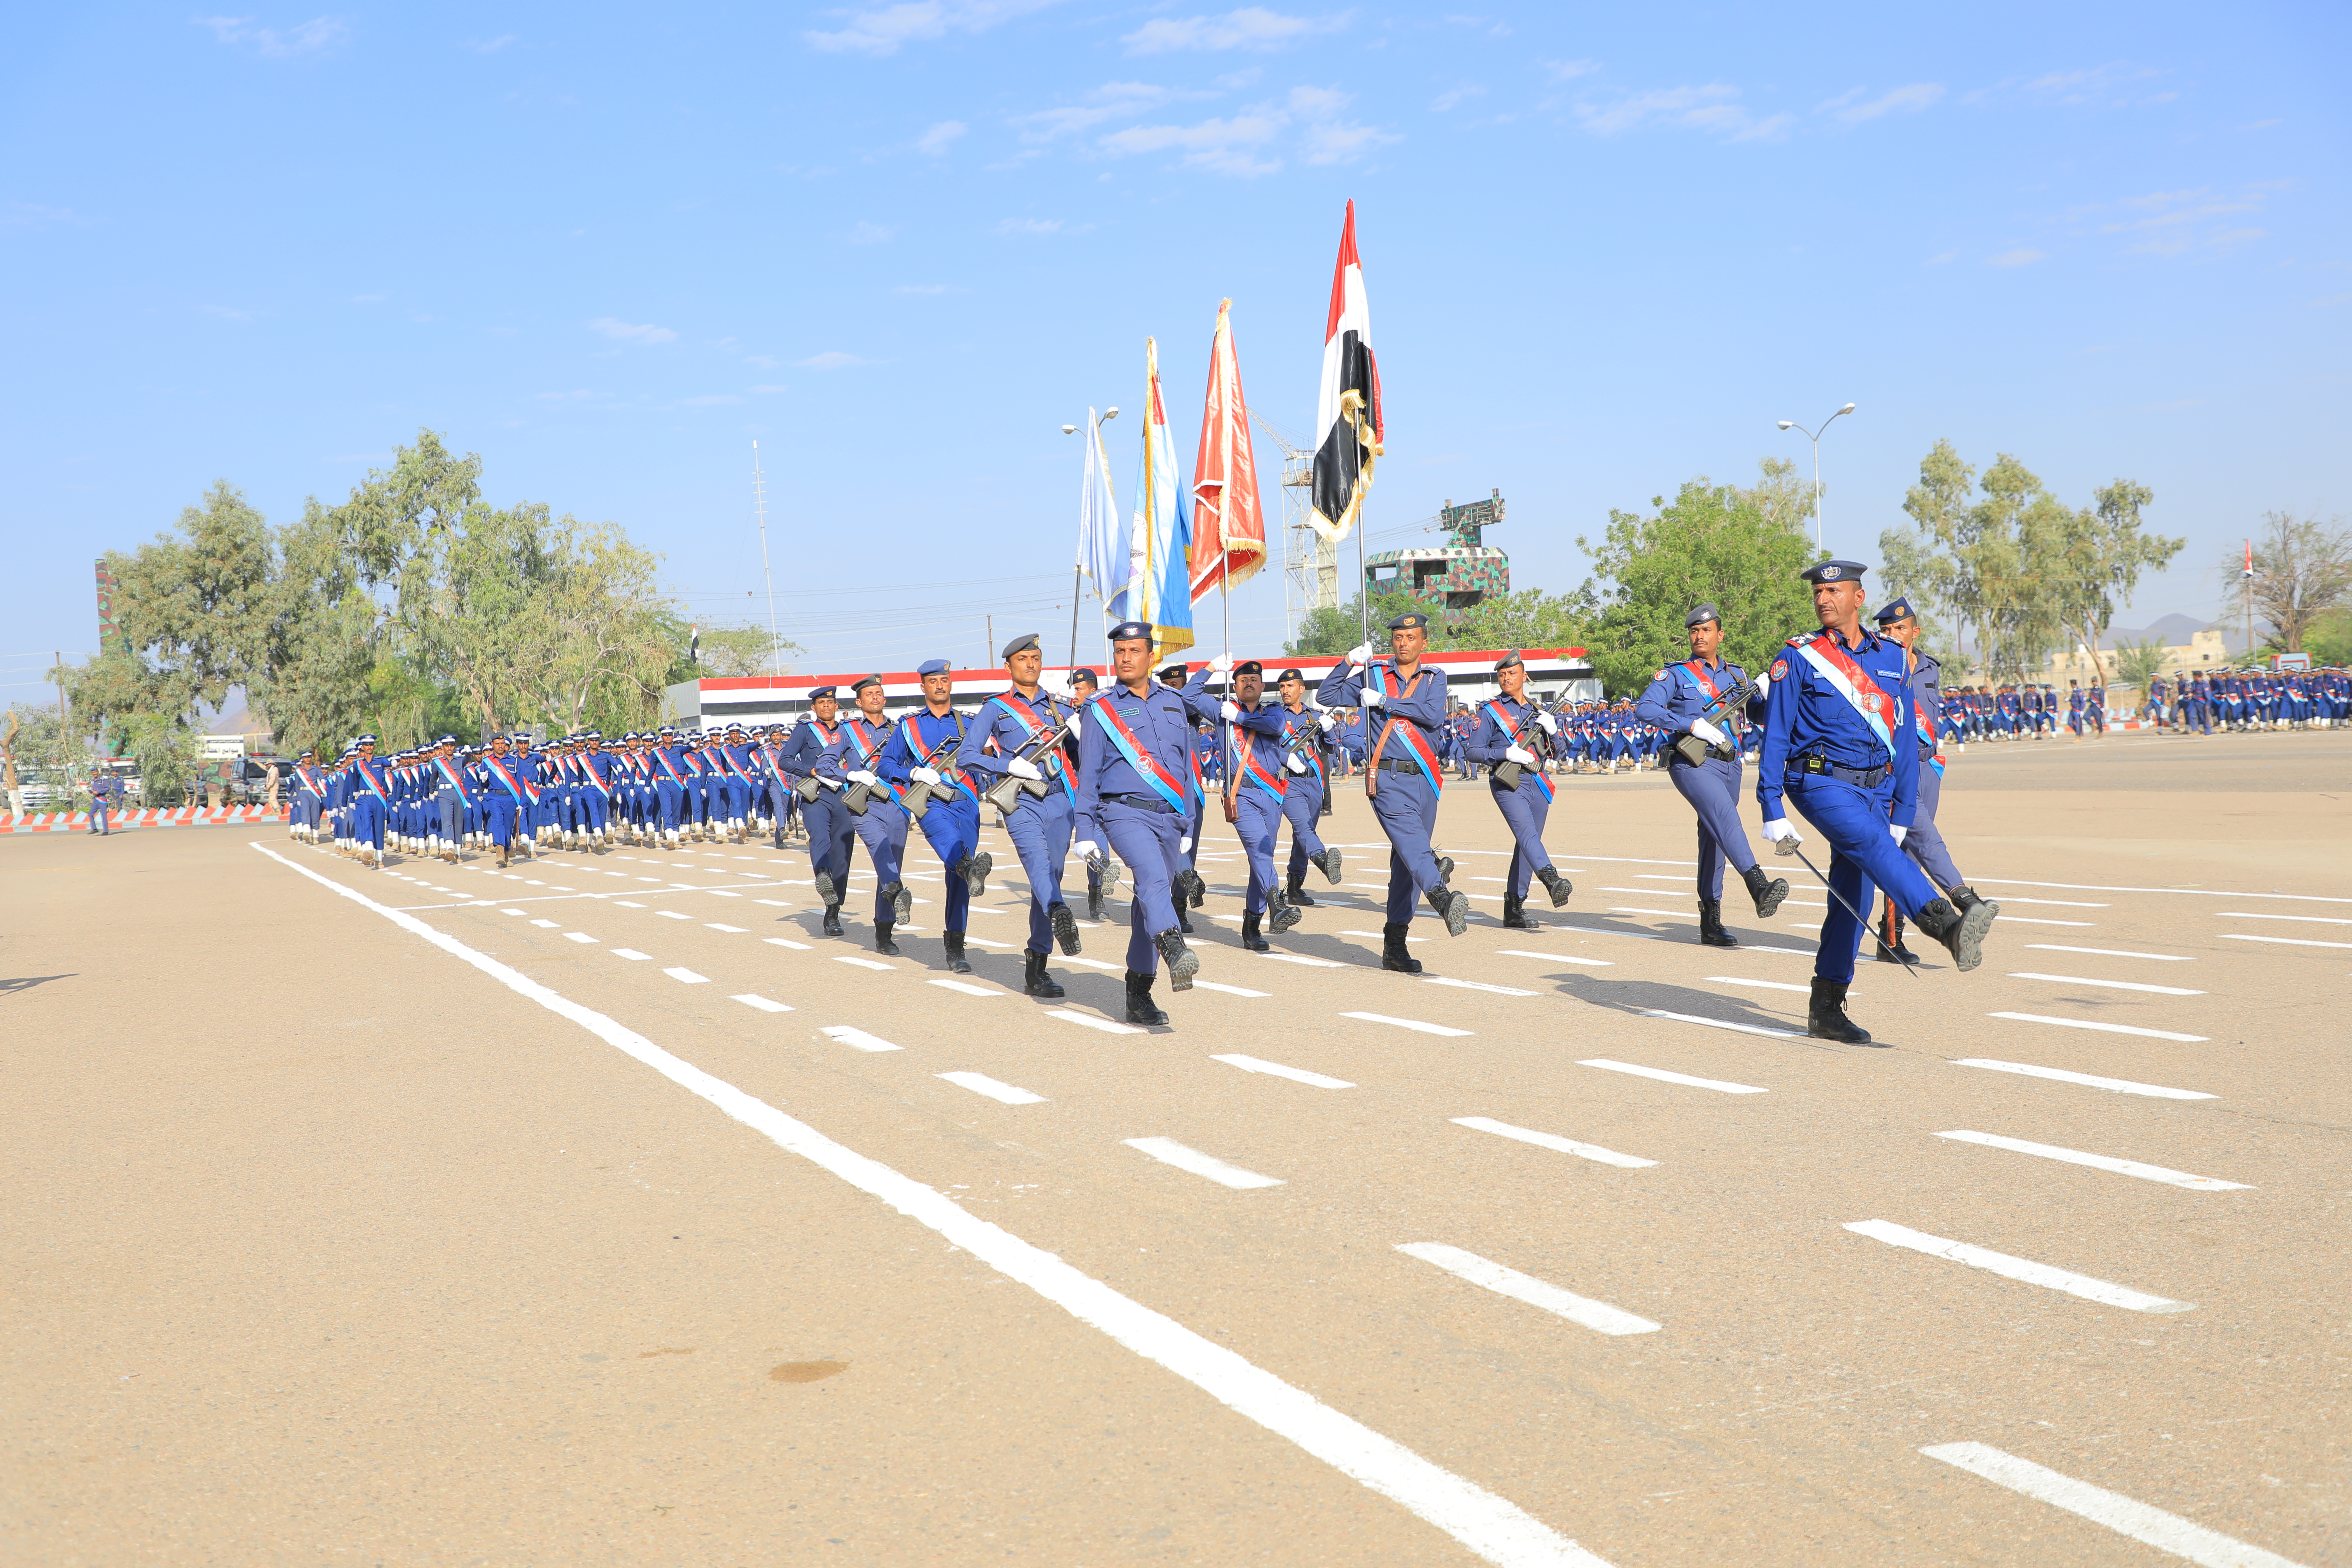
[1190,980,1270,997]
[1642,1008,1800,1040]
[1498,949,1614,967]
[1343,1011,1472,1037]
[2220,932,2352,950]
[927,978,1001,997]
[1422,975,1538,996]
[820,1026,901,1052]
[2023,944,2192,961]
[938,1071,1046,1105]
[1919,1443,2306,1568]
[610,948,652,961]
[1212,1054,1354,1089]
[1845,1220,2193,1312]
[731,994,791,1013]
[1049,1009,1142,1035]
[2007,972,2205,995]
[1451,1117,1657,1169]
[1396,1244,1660,1336]
[564,932,596,944]
[2214,910,2352,925]
[765,936,813,950]
[1124,1138,1282,1190]
[663,967,710,985]
[1935,1129,2250,1190]
[1989,1012,2208,1042]
[1952,1059,2214,1099]
[706,923,748,933]
[1579,1059,1766,1094]
[834,956,894,971]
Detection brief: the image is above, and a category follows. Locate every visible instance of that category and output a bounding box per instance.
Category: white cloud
[679,394,743,406]
[806,0,1060,57]
[2099,185,2272,257]
[750,384,791,393]
[3,203,91,228]
[1121,8,1342,55]
[1822,82,1944,122]
[2021,62,2163,106]
[1430,83,1485,112]
[194,14,349,58]
[896,283,954,293]
[1925,250,1956,266]
[1539,58,1598,80]
[1574,83,1789,141]
[916,119,967,154]
[1011,81,1182,143]
[846,220,897,244]
[1097,82,1392,175]
[1987,248,2046,267]
[795,351,874,369]
[588,317,678,344]
[995,217,1082,235]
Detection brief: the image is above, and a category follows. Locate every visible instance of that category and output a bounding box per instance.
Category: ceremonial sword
[1773,836,1920,980]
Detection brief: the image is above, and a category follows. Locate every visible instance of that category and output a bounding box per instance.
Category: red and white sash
[1792,631,1899,761]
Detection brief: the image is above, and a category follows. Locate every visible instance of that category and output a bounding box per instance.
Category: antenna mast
[754,441,782,678]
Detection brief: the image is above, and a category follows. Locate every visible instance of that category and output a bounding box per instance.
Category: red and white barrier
[3,805,291,834]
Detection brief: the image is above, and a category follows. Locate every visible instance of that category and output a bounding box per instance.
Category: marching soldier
[1157,661,1210,930]
[780,687,855,935]
[958,633,1083,995]
[1634,605,1789,946]
[1869,598,1998,964]
[428,735,469,862]
[1071,621,1203,1024]
[877,658,994,974]
[344,735,389,869]
[1316,611,1469,973]
[1465,650,1576,930]
[1180,656,1297,952]
[819,674,916,955]
[1272,667,1342,908]
[1064,667,1124,920]
[1756,560,1999,1044]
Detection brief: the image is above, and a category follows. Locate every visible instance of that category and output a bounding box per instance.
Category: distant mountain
[2105,614,2257,654]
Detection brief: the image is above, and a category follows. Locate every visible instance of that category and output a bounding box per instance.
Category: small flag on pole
[690,625,700,666]
[1124,337,1195,664]
[1310,199,1381,543]
[1188,298,1267,601]
[1079,407,1128,618]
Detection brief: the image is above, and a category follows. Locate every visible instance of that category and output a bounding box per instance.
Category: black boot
[1913,895,1996,972]
[1500,892,1535,930]
[1285,872,1317,908]
[1741,863,1790,918]
[1177,909,1194,934]
[1125,969,1168,1026]
[1153,928,1198,990]
[1875,906,1919,966]
[1807,976,1878,1045]
[1022,948,1064,999]
[873,920,900,957]
[1048,901,1082,955]
[1380,922,1422,974]
[1698,898,1738,947]
[1435,855,1455,886]
[953,852,992,898]
[1425,883,1470,936]
[814,868,837,905]
[1267,885,1301,934]
[1240,911,1270,952]
[1536,865,1573,907]
[1951,884,1997,918]
[942,930,973,974]
[821,902,844,938]
[1087,887,1105,921]
[1176,867,1206,909]
[883,880,912,925]
[1316,847,1344,884]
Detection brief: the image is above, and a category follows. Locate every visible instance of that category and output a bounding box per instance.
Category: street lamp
[1062,407,1119,666]
[1777,401,1856,551]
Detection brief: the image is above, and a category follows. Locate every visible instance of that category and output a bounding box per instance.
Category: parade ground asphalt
[4,729,2346,1567]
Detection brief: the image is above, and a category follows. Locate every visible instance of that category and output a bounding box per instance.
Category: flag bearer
[959,633,1082,994]
[1466,650,1576,931]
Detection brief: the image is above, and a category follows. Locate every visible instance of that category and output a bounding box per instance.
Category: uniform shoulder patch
[1770,659,1788,681]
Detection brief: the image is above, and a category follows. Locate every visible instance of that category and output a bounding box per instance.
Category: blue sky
[4,1,2346,697]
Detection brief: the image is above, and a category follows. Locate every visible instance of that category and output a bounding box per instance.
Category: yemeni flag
[1187,298,1267,600]
[1310,200,1381,542]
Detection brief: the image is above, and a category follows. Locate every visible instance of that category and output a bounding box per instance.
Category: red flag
[1188,298,1267,600]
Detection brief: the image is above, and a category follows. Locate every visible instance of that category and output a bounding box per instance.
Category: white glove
[1505,744,1537,766]
[1536,712,1558,735]
[1762,818,1801,853]
[1219,700,1241,722]
[1690,718,1728,746]
[1284,753,1308,775]
[1008,757,1043,781]
[819,776,842,791]
[911,766,941,785]
[1344,642,1371,666]
[1067,710,1083,734]
[1179,836,1192,853]
[1318,712,1338,732]
[1361,687,1384,709]
[847,769,877,784]
[1890,824,1908,846]
[1072,838,1100,860]
[1208,653,1234,676]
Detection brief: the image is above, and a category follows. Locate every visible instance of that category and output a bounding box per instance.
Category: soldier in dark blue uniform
[1634,604,1788,946]
[1464,651,1574,930]
[958,634,1083,987]
[1064,667,1121,920]
[1756,560,1999,1044]
[1180,656,1297,951]
[1157,662,1210,929]
[778,689,854,933]
[1272,667,1342,908]
[820,674,916,955]
[877,658,993,974]
[1869,598,1997,966]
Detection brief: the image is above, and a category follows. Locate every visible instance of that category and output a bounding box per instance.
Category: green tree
[72,481,275,729]
[3,703,98,812]
[2306,609,2352,668]
[695,622,803,678]
[1284,586,1424,658]
[116,711,204,806]
[1447,587,1592,654]
[2111,637,2171,691]
[2227,510,2352,653]
[1577,458,1821,696]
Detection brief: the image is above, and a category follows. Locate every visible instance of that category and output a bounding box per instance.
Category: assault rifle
[1489,707,1559,792]
[898,728,969,823]
[1671,672,1762,767]
[980,705,1080,817]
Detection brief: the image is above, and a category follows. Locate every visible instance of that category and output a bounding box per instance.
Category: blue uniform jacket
[1179,671,1287,790]
[1315,659,1449,772]
[1071,679,1196,842]
[1633,657,1766,735]
[1756,624,1921,828]
[1463,693,1550,765]
[956,688,1075,797]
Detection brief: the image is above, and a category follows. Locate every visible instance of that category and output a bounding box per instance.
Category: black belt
[1104,791,1181,814]
[1669,746,1737,765]
[1790,754,1888,789]
[1376,757,1424,777]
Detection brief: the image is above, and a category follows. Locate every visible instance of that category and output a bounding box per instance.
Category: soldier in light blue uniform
[1464,650,1575,930]
[1071,620,1202,1024]
[1181,656,1297,952]
[1869,598,1997,966]
[1756,560,1999,1044]
[1316,610,1469,974]
[877,658,993,976]
[957,633,1083,983]
[1634,604,1788,947]
[819,674,915,955]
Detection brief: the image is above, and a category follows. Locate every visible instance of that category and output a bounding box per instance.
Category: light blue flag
[1078,407,1128,619]
[1124,337,1195,662]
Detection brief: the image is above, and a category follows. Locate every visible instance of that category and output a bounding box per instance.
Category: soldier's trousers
[1668,754,1756,899]
[805,790,853,899]
[1899,760,1965,892]
[349,795,384,852]
[912,795,977,933]
[1488,773,1557,899]
[1099,798,1183,973]
[849,798,909,925]
[1784,775,1941,984]
[438,790,463,843]
[1232,786,1281,915]
[1003,792,1073,955]
[1368,767,1444,924]
[1281,774,1327,882]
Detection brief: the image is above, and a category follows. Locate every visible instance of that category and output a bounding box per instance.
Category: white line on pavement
[530,917,560,928]
[1952,1058,2214,1099]
[1423,975,1538,996]
[1344,1011,1473,1037]
[765,936,813,950]
[1970,876,2351,904]
[1641,1008,1800,1040]
[938,1071,1045,1105]
[1609,906,1697,920]
[732,994,792,1013]
[755,898,792,906]
[610,948,651,960]
[1844,1220,2193,1312]
[2007,972,2205,995]
[1987,897,2107,907]
[1989,1012,2208,1042]
[564,932,596,944]
[664,967,710,984]
[706,923,748,933]
[1191,980,1270,997]
[1123,1137,1283,1189]
[657,910,690,920]
[1919,1443,2306,1568]
[2218,910,2352,925]
[820,1026,901,1052]
[928,978,1001,997]
[1451,1117,1656,1169]
[1048,1009,1142,1035]
[1578,1059,1767,1094]
[834,956,894,971]
[502,907,525,916]
[1063,956,1124,971]
[1261,952,1348,968]
[1213,1054,1354,1089]
[1706,976,1816,995]
[2220,932,2352,950]
[2024,944,2192,961]
[2000,917,2096,926]
[247,843,1613,1568]
[614,901,645,908]
[1497,949,1614,967]
[1935,1130,2250,1191]
[1396,1244,1660,1336]
[1342,928,1427,942]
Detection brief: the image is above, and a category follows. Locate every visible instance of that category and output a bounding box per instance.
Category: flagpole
[1221,566,1235,810]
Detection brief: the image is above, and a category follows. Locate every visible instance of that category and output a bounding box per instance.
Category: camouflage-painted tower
[1364,489,1509,624]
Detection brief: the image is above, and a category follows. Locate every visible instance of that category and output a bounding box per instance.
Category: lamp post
[1777,401,1856,551]
[1061,406,1119,669]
